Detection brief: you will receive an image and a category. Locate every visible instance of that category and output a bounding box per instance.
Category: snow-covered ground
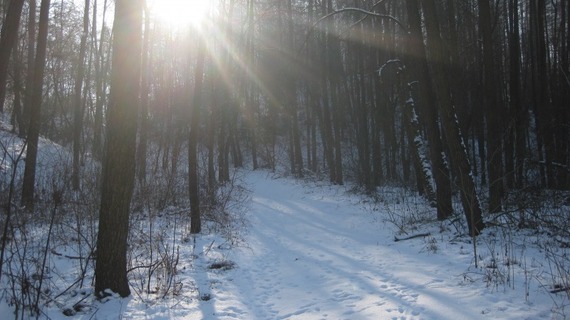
[0,125,567,319]
[4,170,557,319]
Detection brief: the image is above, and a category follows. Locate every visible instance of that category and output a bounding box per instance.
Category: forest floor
[31,171,568,319]
[1,123,568,319]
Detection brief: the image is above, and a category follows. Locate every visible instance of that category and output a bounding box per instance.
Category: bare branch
[300,6,408,54]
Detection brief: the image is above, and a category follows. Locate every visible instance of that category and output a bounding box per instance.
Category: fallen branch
[550,286,570,294]
[394,233,431,242]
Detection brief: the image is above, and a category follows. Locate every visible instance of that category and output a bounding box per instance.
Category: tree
[71,0,90,190]
[405,0,453,220]
[92,0,110,160]
[22,0,37,137]
[421,0,485,236]
[0,0,25,113]
[478,0,504,213]
[94,0,143,298]
[136,3,151,184]
[188,36,205,234]
[285,0,303,177]
[21,0,51,208]
[506,0,525,189]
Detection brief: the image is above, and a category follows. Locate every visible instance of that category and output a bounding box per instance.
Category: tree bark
[405,0,452,220]
[529,0,554,188]
[286,0,304,177]
[507,0,525,188]
[92,0,109,160]
[478,0,504,213]
[421,0,485,236]
[0,0,25,113]
[21,0,36,137]
[136,3,151,183]
[188,37,205,234]
[10,46,24,132]
[21,0,50,208]
[72,0,90,190]
[95,0,143,298]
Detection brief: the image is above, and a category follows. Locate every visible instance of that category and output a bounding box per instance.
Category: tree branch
[300,6,408,54]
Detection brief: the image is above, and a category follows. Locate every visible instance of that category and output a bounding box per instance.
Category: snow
[1,126,566,319]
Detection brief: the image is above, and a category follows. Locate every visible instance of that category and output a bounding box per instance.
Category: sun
[148,0,210,29]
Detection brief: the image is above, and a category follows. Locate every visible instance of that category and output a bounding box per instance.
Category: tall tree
[92,0,110,159]
[244,0,258,170]
[136,3,151,183]
[71,0,90,190]
[421,0,485,236]
[188,36,205,234]
[529,0,552,188]
[22,0,37,137]
[285,0,304,177]
[95,0,143,298]
[405,0,453,220]
[507,0,525,188]
[478,0,504,213]
[0,0,25,113]
[21,0,51,208]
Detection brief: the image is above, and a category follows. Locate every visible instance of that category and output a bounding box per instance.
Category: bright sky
[146,0,211,28]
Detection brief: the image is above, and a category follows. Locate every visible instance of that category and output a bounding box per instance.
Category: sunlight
[147,0,210,29]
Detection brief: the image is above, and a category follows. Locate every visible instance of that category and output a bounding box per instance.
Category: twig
[203,240,216,256]
[35,190,61,318]
[50,249,95,260]
[300,7,407,54]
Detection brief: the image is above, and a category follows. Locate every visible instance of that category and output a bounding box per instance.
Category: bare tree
[71,0,91,190]
[188,36,205,234]
[95,0,143,298]
[405,0,452,220]
[478,0,504,213]
[21,0,51,208]
[421,0,485,236]
[0,0,25,113]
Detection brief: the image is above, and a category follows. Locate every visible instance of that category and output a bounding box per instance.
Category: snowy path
[200,172,536,320]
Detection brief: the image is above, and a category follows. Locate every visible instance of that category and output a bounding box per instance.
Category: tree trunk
[478,0,504,213]
[286,0,303,177]
[529,0,554,188]
[188,38,205,234]
[0,0,25,113]
[207,71,217,201]
[93,0,109,160]
[405,0,452,220]
[11,46,24,132]
[245,0,258,170]
[507,0,525,188]
[21,0,36,137]
[422,0,485,236]
[72,0,90,191]
[320,0,337,183]
[21,0,50,208]
[95,0,142,298]
[137,3,151,183]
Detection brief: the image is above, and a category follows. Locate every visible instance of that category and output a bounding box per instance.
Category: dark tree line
[0,0,568,296]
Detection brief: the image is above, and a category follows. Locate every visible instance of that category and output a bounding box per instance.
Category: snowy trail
[207,172,487,320]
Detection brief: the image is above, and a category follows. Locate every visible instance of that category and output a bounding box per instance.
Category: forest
[0,0,569,318]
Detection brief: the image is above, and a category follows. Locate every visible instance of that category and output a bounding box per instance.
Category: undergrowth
[376,184,570,317]
[0,132,250,318]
